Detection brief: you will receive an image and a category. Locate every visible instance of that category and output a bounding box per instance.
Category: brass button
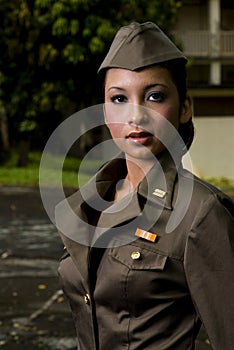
[131,251,141,260]
[84,293,91,305]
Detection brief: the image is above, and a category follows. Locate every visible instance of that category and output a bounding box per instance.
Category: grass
[0,150,233,196]
[202,176,234,197]
[0,150,99,188]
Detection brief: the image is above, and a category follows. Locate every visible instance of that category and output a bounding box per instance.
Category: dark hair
[158,59,194,151]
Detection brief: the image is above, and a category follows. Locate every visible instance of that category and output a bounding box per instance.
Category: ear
[179,95,193,124]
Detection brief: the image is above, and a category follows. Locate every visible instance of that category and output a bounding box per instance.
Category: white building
[174,0,234,179]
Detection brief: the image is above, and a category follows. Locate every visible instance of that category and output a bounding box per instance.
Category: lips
[128,131,152,138]
[127,131,153,144]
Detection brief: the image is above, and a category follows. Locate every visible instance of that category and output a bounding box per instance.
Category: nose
[128,104,149,126]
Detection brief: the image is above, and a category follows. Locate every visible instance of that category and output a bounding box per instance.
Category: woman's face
[104,65,191,160]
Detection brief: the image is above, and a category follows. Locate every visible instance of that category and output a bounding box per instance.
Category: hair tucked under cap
[98,21,187,74]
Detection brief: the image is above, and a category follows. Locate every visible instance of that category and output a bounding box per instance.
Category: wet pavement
[0,186,211,349]
[0,186,77,349]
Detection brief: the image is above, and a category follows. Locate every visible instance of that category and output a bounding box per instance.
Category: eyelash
[110,92,165,104]
[148,92,165,103]
[110,94,126,104]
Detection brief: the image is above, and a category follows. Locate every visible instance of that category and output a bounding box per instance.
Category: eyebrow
[107,83,168,93]
[107,86,125,92]
[144,83,168,90]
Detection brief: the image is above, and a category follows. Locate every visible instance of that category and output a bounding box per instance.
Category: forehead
[105,66,174,89]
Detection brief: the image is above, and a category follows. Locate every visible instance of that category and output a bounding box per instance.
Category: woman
[57,22,234,350]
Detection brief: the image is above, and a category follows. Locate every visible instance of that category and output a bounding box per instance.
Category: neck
[125,157,155,190]
[114,155,156,202]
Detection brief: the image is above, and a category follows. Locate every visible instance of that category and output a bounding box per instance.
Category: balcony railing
[173,30,234,58]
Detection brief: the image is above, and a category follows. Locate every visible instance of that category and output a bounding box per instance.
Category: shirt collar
[138,151,180,210]
[81,151,181,210]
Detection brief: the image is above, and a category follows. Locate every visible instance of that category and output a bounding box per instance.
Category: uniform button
[84,293,91,305]
[131,251,141,260]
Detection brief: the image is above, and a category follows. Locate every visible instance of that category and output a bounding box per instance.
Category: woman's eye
[110,94,127,104]
[148,91,165,102]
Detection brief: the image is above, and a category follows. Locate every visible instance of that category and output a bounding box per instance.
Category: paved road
[0,186,77,349]
[0,186,211,349]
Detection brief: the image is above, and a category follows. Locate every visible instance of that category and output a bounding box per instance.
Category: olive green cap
[98,21,187,75]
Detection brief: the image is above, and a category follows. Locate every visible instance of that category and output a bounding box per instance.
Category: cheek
[104,103,129,125]
[106,123,124,138]
[156,105,180,129]
[106,123,127,152]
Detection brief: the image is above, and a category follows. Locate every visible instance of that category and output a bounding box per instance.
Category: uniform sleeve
[184,193,234,350]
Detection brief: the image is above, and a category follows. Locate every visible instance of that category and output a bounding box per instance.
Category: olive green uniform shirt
[57,152,234,350]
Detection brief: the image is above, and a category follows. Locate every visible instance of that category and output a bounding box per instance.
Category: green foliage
[0,0,182,152]
[19,120,37,133]
[204,177,234,196]
[39,44,59,67]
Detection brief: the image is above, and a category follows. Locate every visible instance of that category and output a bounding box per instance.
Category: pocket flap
[109,243,167,270]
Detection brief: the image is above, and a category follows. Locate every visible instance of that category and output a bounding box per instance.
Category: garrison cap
[98,21,187,75]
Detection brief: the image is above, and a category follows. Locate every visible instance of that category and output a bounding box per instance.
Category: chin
[125,149,158,161]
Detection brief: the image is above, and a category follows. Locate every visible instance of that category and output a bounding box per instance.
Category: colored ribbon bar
[135,228,157,242]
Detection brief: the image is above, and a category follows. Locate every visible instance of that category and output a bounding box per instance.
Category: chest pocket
[109,242,167,271]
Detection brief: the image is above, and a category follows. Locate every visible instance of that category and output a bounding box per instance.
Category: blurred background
[0,0,233,349]
[0,0,233,186]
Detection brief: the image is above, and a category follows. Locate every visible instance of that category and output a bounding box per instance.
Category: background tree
[0,0,182,163]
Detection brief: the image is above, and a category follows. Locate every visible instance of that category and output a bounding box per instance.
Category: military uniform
[56,21,234,350]
[57,151,234,350]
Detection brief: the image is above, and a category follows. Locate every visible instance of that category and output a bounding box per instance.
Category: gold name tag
[135,228,157,242]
